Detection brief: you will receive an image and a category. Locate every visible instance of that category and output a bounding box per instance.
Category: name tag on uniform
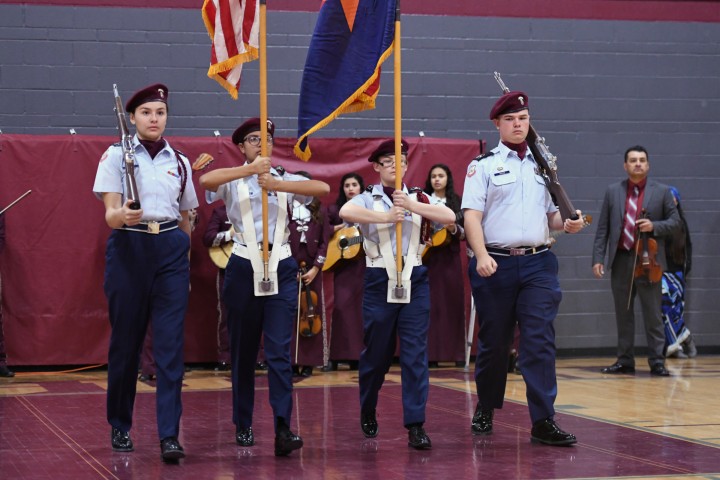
[491,170,516,186]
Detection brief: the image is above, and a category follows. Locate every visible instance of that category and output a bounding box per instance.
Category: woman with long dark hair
[327,173,366,370]
[288,171,332,377]
[423,164,466,366]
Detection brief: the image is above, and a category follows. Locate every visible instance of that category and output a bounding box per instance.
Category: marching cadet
[93,83,198,461]
[199,117,329,456]
[339,139,455,450]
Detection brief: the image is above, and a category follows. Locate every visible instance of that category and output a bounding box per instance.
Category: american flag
[202,0,259,99]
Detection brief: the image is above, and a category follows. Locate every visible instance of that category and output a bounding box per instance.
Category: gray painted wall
[1,4,718,352]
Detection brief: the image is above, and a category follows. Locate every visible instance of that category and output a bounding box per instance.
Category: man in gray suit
[592,145,680,376]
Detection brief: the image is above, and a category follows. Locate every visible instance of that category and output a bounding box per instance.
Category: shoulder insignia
[409,187,423,194]
[365,185,374,192]
[275,165,286,176]
[473,151,495,163]
[111,142,121,147]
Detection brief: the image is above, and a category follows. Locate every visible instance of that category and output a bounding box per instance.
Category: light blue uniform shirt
[461,142,556,248]
[93,135,199,221]
[205,165,310,244]
[349,184,419,257]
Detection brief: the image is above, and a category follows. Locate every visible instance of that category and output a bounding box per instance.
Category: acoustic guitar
[322,225,363,271]
[422,227,452,258]
[208,226,235,269]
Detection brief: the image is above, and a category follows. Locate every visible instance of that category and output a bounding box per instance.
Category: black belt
[486,245,550,256]
[121,220,178,234]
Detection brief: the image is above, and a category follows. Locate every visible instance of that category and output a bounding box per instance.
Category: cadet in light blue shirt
[199,117,329,457]
[93,83,198,462]
[340,138,455,450]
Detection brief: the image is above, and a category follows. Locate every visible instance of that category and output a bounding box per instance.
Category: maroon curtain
[0,134,479,365]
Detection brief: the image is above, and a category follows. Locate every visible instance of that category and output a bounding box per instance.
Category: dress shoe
[0,365,15,377]
[600,362,635,374]
[300,366,313,377]
[255,362,268,371]
[111,427,134,452]
[471,403,493,435]
[235,427,255,446]
[160,436,185,461]
[274,429,303,456]
[214,362,230,371]
[530,418,577,446]
[650,364,671,376]
[139,373,155,382]
[360,409,378,438]
[407,424,432,450]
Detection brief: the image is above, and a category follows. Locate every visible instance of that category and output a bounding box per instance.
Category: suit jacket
[592,178,680,270]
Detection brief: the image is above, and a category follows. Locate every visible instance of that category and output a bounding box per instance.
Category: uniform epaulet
[275,165,286,176]
[473,151,495,163]
[409,187,424,194]
[111,142,121,147]
[365,185,374,193]
[174,148,187,159]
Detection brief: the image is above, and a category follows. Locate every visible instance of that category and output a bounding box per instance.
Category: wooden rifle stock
[493,72,579,221]
[113,84,141,210]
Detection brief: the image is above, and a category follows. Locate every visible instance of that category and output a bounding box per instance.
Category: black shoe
[255,362,268,371]
[235,427,255,446]
[407,424,432,450]
[0,365,15,377]
[321,362,335,372]
[160,436,185,461]
[531,418,577,446]
[139,373,155,382]
[348,360,359,371]
[111,427,134,452]
[600,362,635,374]
[274,429,303,456]
[300,366,313,377]
[214,362,230,372]
[360,409,378,438]
[650,364,671,377]
[471,403,493,435]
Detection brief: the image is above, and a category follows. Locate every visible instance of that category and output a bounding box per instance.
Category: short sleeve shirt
[349,184,419,256]
[93,135,199,221]
[461,142,556,248]
[205,165,310,244]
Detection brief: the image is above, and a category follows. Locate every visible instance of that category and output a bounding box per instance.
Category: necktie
[622,186,640,250]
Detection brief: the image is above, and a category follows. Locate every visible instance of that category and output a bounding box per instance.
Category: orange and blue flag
[294,0,397,161]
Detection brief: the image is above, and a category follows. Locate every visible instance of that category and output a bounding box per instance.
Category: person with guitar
[93,83,198,461]
[199,117,329,456]
[326,173,366,371]
[423,164,466,367]
[288,171,332,378]
[462,91,584,446]
[592,146,680,376]
[340,139,455,450]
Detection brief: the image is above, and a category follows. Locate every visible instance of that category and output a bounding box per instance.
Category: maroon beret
[125,83,169,113]
[368,138,409,163]
[489,91,529,119]
[232,117,275,145]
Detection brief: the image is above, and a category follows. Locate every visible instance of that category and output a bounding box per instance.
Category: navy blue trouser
[469,251,561,424]
[359,265,430,427]
[223,255,297,433]
[104,228,190,440]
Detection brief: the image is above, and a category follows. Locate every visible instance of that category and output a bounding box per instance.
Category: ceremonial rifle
[494,72,579,221]
[113,84,141,210]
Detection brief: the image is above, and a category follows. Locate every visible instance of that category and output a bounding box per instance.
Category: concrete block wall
[1,2,718,353]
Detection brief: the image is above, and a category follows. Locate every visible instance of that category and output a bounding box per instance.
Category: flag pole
[259,0,271,288]
[393,1,405,297]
